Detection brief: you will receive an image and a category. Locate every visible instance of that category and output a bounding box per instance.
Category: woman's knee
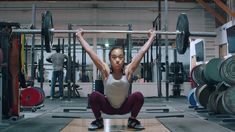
[132,92,144,103]
[89,91,103,102]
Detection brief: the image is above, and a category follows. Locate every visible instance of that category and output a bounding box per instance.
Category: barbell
[11,11,217,54]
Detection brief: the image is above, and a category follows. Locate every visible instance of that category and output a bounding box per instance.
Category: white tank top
[103,74,130,108]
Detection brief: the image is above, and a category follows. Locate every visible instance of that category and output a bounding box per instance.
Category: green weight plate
[222,87,235,114]
[219,55,235,85]
[215,81,229,92]
[207,91,219,113]
[204,58,223,84]
[215,91,227,114]
[192,64,207,86]
[195,84,214,108]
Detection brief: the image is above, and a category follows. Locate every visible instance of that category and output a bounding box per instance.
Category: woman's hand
[148,29,155,38]
[76,28,84,38]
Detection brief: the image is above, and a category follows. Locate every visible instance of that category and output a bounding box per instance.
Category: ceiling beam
[195,0,226,25]
[213,0,235,19]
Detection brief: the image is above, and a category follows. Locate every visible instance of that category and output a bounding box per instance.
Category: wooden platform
[61,118,170,132]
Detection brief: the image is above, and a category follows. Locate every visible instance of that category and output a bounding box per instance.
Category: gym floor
[0,97,235,132]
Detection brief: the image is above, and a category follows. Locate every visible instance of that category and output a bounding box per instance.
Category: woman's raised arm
[76,29,109,80]
[125,29,155,80]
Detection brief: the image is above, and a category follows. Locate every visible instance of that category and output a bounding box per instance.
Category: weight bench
[49,82,82,98]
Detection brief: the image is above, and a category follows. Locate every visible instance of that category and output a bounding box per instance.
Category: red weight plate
[21,87,43,106]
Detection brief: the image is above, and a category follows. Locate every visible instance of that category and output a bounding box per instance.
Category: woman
[76,29,155,130]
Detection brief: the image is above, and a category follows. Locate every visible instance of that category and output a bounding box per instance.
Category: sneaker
[60,97,63,100]
[127,118,145,130]
[88,118,104,131]
[49,97,53,100]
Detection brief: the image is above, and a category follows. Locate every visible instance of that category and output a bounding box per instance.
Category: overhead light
[105,42,109,47]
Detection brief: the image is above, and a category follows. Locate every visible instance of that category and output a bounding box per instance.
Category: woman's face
[110,48,125,70]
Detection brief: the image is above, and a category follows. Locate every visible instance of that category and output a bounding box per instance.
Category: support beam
[213,0,235,18]
[196,0,226,25]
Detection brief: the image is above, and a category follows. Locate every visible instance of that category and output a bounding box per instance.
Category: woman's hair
[108,47,125,59]
[108,47,125,74]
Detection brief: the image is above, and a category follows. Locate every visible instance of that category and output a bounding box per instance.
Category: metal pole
[12,29,217,37]
[30,4,36,81]
[127,24,132,66]
[39,4,44,89]
[147,49,149,82]
[67,24,72,101]
[12,29,180,34]
[72,33,76,98]
[164,0,169,101]
[127,24,132,95]
[157,0,162,98]
[93,36,97,82]
[0,72,2,123]
[40,35,44,89]
[62,38,65,54]
[24,35,28,76]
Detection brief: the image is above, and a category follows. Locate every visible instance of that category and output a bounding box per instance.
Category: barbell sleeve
[12,29,41,34]
[190,31,217,37]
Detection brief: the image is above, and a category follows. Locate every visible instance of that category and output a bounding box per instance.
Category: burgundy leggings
[89,91,144,119]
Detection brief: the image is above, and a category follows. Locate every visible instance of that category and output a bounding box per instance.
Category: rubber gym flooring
[0,97,235,132]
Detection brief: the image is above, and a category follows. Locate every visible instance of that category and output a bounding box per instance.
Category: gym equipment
[207,91,219,113]
[176,13,190,54]
[9,36,20,116]
[215,91,227,114]
[191,64,207,86]
[20,87,45,107]
[207,82,229,114]
[203,58,223,84]
[11,11,216,54]
[219,55,235,86]
[95,80,104,94]
[221,87,235,114]
[195,84,215,108]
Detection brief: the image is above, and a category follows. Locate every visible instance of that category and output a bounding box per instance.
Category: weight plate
[192,64,207,86]
[215,81,229,92]
[195,84,214,108]
[176,13,190,54]
[219,55,235,85]
[204,58,222,84]
[207,91,219,113]
[215,91,227,114]
[21,87,43,106]
[222,87,235,114]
